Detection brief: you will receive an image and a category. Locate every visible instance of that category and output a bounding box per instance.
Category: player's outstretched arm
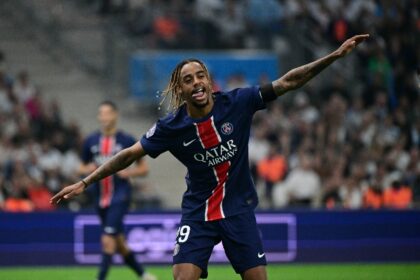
[50,142,147,204]
[272,34,369,96]
[117,157,149,178]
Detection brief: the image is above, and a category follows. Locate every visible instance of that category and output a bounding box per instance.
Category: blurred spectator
[153,9,182,48]
[38,140,62,173]
[293,91,319,125]
[3,160,34,212]
[217,0,246,48]
[383,180,413,209]
[363,185,383,209]
[248,122,270,183]
[272,153,321,208]
[194,0,223,49]
[327,6,351,45]
[13,71,36,103]
[322,189,342,209]
[257,145,287,206]
[4,196,34,212]
[338,165,365,209]
[27,181,55,211]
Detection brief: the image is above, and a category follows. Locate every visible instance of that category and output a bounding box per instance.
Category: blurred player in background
[52,34,369,280]
[79,101,156,280]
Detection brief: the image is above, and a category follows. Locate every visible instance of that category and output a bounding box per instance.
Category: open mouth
[192,87,206,100]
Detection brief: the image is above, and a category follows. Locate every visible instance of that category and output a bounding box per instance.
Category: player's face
[179,62,213,110]
[97,104,117,131]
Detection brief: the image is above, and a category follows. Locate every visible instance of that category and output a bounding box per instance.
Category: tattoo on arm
[273,52,339,96]
[85,149,138,184]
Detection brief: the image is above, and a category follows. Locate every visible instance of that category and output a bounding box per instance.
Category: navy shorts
[173,210,266,278]
[97,202,129,236]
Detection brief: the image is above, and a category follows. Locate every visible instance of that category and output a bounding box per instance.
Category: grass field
[1,263,419,280]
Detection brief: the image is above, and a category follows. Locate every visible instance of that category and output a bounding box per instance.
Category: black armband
[260,83,277,103]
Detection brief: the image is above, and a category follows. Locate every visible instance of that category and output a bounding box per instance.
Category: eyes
[182,72,206,85]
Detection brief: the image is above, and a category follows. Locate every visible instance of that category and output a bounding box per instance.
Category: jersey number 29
[176,225,191,243]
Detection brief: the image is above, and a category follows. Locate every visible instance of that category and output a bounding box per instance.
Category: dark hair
[99,100,118,111]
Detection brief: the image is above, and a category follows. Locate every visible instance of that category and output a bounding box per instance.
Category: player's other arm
[272,34,369,96]
[50,142,147,204]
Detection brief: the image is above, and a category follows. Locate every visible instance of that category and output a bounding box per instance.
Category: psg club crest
[221,122,233,135]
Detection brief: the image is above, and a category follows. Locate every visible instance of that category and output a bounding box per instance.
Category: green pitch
[1,263,419,280]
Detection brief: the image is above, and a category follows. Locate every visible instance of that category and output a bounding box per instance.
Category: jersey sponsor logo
[258,252,265,258]
[182,138,196,147]
[193,139,237,167]
[146,123,156,138]
[220,122,233,135]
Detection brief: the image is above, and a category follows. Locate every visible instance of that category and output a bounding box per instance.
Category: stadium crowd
[0,0,419,211]
[246,0,419,209]
[0,58,83,211]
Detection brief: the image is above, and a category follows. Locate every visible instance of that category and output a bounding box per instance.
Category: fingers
[50,192,63,204]
[50,189,71,204]
[63,190,79,200]
[352,34,370,43]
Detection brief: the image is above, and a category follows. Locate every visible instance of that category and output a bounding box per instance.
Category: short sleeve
[140,120,171,158]
[233,86,266,114]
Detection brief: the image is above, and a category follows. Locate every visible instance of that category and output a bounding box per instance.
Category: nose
[193,76,200,86]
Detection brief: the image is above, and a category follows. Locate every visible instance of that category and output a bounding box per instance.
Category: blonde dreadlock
[160,58,212,112]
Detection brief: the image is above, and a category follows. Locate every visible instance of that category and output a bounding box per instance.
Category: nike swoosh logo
[258,252,265,258]
[183,139,196,147]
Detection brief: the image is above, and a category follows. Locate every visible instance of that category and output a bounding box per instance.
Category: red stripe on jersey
[99,136,114,208]
[196,117,221,149]
[206,161,230,221]
[195,116,229,221]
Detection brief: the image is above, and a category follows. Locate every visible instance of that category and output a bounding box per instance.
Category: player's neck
[186,97,214,119]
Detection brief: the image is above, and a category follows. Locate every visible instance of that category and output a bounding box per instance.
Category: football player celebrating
[52,34,369,280]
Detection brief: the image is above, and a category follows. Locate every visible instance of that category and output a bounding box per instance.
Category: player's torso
[89,133,127,166]
[168,93,257,220]
[85,131,134,207]
[171,103,249,174]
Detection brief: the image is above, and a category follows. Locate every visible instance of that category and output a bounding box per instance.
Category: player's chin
[192,98,210,108]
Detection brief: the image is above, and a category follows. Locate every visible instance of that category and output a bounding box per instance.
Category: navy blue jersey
[141,86,266,221]
[82,131,136,208]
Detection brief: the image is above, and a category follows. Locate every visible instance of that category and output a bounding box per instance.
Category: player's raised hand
[50,181,86,204]
[335,34,369,57]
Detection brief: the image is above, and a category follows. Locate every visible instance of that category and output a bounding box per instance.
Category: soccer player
[79,101,156,280]
[51,34,369,280]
